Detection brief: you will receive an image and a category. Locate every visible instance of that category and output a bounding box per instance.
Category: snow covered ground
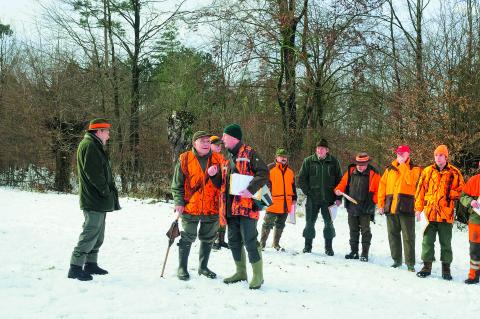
[0,187,478,319]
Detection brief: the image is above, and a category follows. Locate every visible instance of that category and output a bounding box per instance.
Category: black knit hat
[316,138,329,148]
[223,124,242,140]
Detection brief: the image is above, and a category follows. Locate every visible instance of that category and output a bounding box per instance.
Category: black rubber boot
[303,238,313,253]
[177,240,191,281]
[416,262,432,278]
[360,244,370,262]
[345,242,359,259]
[68,264,93,281]
[219,231,229,249]
[325,239,334,256]
[84,262,108,275]
[442,263,452,281]
[198,242,216,279]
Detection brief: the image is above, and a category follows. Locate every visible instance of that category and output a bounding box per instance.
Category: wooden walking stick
[161,218,181,278]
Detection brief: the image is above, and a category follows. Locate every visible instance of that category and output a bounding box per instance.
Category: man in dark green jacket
[298,139,342,255]
[68,118,120,281]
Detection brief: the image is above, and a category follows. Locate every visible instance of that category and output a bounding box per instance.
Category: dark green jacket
[297,153,342,205]
[77,133,120,212]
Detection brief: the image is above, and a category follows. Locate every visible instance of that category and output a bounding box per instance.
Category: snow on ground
[0,187,478,319]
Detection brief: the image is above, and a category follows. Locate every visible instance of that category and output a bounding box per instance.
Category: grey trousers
[70,210,106,266]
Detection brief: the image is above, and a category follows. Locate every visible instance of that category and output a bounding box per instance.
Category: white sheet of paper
[287,204,296,224]
[229,173,253,195]
[328,205,338,221]
[416,212,429,234]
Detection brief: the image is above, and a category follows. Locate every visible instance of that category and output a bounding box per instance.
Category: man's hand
[174,205,184,220]
[335,199,342,207]
[207,165,218,176]
[471,200,479,209]
[415,211,422,222]
[239,189,253,198]
[334,189,342,196]
[378,207,384,215]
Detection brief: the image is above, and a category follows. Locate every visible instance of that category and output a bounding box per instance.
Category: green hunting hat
[223,123,242,140]
[88,118,111,130]
[192,130,212,142]
[275,148,290,157]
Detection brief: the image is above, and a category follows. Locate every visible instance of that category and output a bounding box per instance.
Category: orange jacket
[377,158,422,215]
[415,163,465,223]
[179,151,223,215]
[335,165,380,214]
[266,162,297,214]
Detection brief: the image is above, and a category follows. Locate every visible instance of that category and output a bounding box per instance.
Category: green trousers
[180,214,219,244]
[386,214,416,267]
[262,212,288,230]
[227,216,260,263]
[70,210,106,266]
[303,198,335,240]
[421,221,453,263]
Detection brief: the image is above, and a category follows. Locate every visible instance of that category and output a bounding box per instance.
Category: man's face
[315,146,328,158]
[211,143,222,153]
[194,136,211,156]
[276,155,288,165]
[356,164,368,172]
[396,152,409,163]
[222,133,239,150]
[95,129,110,145]
[434,154,447,167]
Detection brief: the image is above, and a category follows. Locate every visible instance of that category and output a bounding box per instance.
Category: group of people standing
[67,118,480,288]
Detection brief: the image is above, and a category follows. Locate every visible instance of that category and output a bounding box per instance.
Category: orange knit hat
[434,144,449,158]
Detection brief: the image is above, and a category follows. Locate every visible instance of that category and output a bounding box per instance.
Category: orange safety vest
[266,163,295,214]
[180,151,223,215]
[220,144,259,224]
[415,163,464,224]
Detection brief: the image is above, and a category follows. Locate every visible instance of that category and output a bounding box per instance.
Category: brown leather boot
[260,227,270,249]
[273,228,285,251]
[442,263,452,280]
[416,262,432,278]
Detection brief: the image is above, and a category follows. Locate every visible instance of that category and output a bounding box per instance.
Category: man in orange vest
[459,160,480,284]
[260,148,297,251]
[334,152,380,262]
[415,145,464,280]
[377,145,422,272]
[210,135,229,250]
[171,131,224,281]
[218,124,269,289]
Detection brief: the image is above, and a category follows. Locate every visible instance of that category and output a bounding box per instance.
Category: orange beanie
[434,145,449,158]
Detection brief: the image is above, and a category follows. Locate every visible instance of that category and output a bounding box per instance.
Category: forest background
[1,0,479,198]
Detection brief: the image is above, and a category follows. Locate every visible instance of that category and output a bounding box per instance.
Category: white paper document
[474,197,480,216]
[328,205,338,221]
[287,204,296,224]
[229,173,254,195]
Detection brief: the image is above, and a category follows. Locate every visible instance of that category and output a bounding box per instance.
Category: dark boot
[465,269,479,284]
[177,240,191,281]
[260,227,270,249]
[416,262,432,278]
[391,261,402,268]
[442,263,452,281]
[198,242,216,279]
[67,264,93,281]
[325,239,334,256]
[224,249,248,284]
[219,231,229,249]
[303,238,313,253]
[360,244,370,262]
[345,241,359,259]
[84,262,108,275]
[273,228,285,251]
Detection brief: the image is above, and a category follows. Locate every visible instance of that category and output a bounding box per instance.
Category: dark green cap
[192,130,211,142]
[275,148,290,157]
[316,138,329,148]
[88,118,111,130]
[223,123,242,140]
